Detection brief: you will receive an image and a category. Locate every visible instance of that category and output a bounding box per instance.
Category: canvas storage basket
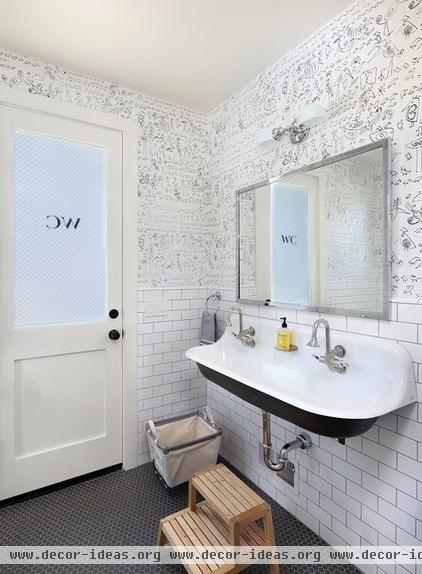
[146,407,221,487]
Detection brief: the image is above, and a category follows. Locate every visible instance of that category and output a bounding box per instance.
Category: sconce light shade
[296,103,327,128]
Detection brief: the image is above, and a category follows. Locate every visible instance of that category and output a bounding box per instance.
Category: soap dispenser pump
[276,317,291,351]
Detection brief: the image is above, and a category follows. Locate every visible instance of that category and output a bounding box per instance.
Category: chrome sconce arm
[267,103,327,146]
[272,121,309,144]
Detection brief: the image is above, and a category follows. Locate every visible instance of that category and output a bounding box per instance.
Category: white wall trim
[0,85,139,471]
[121,118,138,470]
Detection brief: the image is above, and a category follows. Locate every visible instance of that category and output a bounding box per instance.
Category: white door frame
[0,86,138,471]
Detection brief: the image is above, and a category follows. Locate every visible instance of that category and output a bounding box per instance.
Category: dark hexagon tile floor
[0,461,360,573]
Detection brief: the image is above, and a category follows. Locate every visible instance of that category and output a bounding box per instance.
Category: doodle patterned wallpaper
[0,50,211,288]
[2,0,421,299]
[207,0,422,304]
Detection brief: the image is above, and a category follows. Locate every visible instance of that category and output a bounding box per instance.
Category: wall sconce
[258,103,327,147]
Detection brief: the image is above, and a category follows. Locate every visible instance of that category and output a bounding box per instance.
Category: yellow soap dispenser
[276,317,291,351]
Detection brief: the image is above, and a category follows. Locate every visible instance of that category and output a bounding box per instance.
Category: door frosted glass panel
[13,130,107,326]
[271,183,310,305]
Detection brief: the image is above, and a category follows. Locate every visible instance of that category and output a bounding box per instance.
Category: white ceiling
[0,0,354,112]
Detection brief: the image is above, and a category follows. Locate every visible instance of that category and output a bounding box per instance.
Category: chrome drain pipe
[262,411,312,472]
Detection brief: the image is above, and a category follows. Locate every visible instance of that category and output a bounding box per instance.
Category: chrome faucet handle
[242,326,255,336]
[333,360,348,374]
[242,335,255,348]
[328,358,348,374]
[334,345,346,358]
[313,353,348,374]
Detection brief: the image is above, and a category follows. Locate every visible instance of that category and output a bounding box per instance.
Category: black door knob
[109,309,119,319]
[108,329,121,340]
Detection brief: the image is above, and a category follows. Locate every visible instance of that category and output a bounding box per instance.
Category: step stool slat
[207,471,251,512]
[164,521,206,574]
[219,466,263,506]
[175,515,213,574]
[190,510,229,553]
[196,473,242,518]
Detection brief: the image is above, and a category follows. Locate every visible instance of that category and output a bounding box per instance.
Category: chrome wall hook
[205,290,222,311]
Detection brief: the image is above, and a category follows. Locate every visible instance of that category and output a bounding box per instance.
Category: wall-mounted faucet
[307,318,348,374]
[226,305,255,348]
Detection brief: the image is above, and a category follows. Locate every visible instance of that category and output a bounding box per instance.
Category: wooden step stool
[156,463,279,574]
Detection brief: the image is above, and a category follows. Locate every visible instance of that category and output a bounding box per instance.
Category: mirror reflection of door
[252,180,319,306]
[271,183,310,305]
[270,180,319,306]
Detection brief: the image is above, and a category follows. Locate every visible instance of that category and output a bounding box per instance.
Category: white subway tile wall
[137,287,208,464]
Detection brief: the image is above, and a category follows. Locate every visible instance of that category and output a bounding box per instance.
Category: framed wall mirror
[236,139,390,320]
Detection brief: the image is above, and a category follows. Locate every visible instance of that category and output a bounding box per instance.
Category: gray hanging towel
[200,309,216,345]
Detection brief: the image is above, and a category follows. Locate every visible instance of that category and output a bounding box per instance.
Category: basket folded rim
[145,408,222,454]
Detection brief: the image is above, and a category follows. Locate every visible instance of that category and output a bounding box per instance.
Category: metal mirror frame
[236,138,391,320]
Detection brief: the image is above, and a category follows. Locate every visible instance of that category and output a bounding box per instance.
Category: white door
[0,104,123,500]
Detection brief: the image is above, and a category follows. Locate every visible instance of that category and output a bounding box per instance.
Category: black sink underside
[197,363,377,439]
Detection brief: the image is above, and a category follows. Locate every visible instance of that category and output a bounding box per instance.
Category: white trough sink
[187,315,416,438]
